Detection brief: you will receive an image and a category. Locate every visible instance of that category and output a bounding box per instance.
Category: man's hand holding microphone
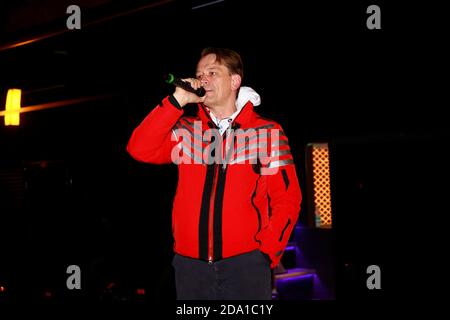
[165,74,206,108]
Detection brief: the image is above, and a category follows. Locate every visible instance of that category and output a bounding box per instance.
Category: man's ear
[231,74,242,90]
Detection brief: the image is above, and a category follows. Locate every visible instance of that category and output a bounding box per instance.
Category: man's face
[196,54,235,108]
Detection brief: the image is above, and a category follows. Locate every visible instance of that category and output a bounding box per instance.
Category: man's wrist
[168,94,183,109]
[171,92,187,108]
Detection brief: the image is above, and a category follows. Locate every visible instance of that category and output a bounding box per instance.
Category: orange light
[5,88,21,126]
[0,286,6,292]
[309,143,332,228]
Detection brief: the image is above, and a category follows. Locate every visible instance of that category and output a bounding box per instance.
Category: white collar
[207,86,261,124]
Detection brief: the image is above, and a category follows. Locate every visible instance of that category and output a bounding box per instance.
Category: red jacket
[127,95,301,268]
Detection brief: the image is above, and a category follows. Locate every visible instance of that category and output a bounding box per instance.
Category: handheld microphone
[164,73,206,97]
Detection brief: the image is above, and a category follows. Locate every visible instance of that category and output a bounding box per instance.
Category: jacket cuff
[168,94,182,110]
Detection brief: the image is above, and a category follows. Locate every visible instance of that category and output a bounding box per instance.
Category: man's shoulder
[176,115,200,125]
[172,116,201,134]
[251,114,282,130]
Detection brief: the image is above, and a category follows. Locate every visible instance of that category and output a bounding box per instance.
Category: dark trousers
[172,249,272,300]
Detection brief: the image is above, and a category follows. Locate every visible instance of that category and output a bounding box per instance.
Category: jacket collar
[197,101,256,129]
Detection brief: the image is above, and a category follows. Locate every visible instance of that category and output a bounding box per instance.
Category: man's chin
[203,97,213,105]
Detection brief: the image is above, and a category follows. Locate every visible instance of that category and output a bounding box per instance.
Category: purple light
[276,273,315,283]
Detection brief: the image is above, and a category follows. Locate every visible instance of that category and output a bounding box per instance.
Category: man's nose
[198,75,208,85]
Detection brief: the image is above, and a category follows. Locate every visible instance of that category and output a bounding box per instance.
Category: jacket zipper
[207,132,228,263]
[203,108,234,264]
[204,114,220,264]
[208,164,220,263]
